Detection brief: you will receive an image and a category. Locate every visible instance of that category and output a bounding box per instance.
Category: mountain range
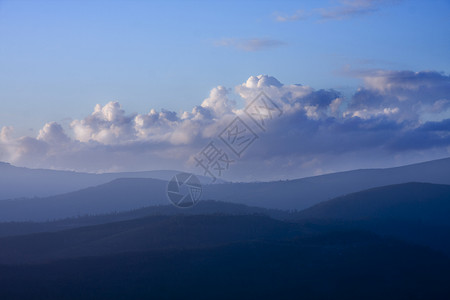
[1,157,450,221]
[0,161,219,200]
[0,214,449,299]
[0,158,450,299]
[0,181,449,257]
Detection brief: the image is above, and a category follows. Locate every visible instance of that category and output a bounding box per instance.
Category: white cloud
[344,107,399,119]
[0,126,15,162]
[344,69,450,121]
[68,86,238,147]
[0,126,13,142]
[37,122,70,144]
[200,86,235,117]
[71,102,136,144]
[1,71,450,180]
[237,74,312,108]
[329,97,343,116]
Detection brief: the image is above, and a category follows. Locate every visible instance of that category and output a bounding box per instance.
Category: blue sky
[1,0,449,134]
[0,0,450,179]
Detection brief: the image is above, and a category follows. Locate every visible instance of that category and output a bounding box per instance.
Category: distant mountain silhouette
[297,182,450,225]
[0,161,219,200]
[0,178,168,221]
[296,182,450,254]
[203,157,450,209]
[2,157,450,221]
[1,157,450,209]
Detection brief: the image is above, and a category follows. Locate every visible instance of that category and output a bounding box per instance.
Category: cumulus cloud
[71,102,136,144]
[67,87,238,147]
[200,86,235,117]
[0,126,15,161]
[37,122,70,144]
[236,75,340,120]
[1,70,449,180]
[214,38,286,52]
[345,70,450,121]
[0,126,13,142]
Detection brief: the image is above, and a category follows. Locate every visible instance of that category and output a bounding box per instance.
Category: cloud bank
[1,70,449,180]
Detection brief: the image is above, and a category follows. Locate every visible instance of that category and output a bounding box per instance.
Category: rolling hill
[0,214,306,264]
[296,182,450,254]
[2,157,450,221]
[203,157,450,209]
[0,178,168,221]
[0,187,449,299]
[0,224,448,300]
[2,157,450,209]
[0,200,291,237]
[296,182,450,225]
[0,162,218,200]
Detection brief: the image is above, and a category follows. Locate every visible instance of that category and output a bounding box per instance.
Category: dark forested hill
[0,207,449,299]
[0,230,449,300]
[296,182,450,254]
[0,200,291,237]
[0,215,305,264]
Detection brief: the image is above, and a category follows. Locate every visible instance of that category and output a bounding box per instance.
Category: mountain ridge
[0,163,221,200]
[295,182,450,254]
